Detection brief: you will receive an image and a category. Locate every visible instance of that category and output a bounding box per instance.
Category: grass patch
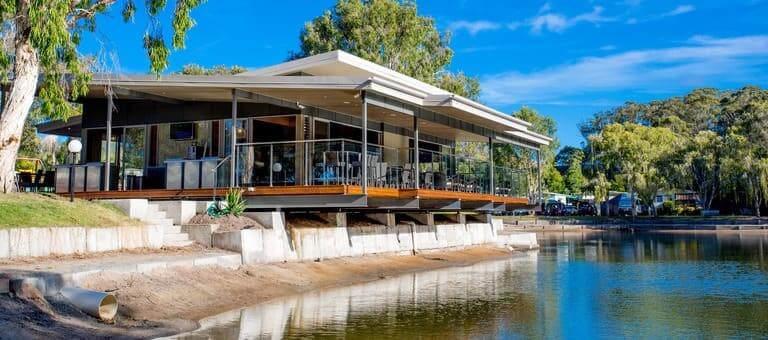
[0,193,143,228]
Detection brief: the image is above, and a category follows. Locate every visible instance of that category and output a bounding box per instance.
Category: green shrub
[224,188,245,217]
[207,188,246,218]
[683,206,700,216]
[659,201,676,215]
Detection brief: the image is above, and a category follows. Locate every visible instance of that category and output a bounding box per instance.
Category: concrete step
[164,239,196,248]
[145,204,161,216]
[146,211,167,220]
[164,233,191,242]
[145,218,174,226]
[163,225,182,234]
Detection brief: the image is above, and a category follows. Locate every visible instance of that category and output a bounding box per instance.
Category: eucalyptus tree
[588,172,609,216]
[175,64,246,75]
[679,131,724,212]
[590,123,678,217]
[723,130,768,217]
[0,0,204,193]
[564,149,586,195]
[291,0,480,99]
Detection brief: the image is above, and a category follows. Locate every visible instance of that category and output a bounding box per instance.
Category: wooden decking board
[68,185,529,205]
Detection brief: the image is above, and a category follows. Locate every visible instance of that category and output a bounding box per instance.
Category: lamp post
[67,139,82,202]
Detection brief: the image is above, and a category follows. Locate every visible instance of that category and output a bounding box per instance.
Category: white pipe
[60,287,118,321]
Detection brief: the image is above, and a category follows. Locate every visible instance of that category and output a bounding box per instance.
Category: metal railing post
[361,92,368,194]
[230,90,238,188]
[269,144,274,187]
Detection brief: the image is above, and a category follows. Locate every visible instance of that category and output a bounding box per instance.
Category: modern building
[39,50,551,212]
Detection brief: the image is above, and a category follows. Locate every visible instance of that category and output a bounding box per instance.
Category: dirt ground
[0,245,518,339]
[187,214,264,232]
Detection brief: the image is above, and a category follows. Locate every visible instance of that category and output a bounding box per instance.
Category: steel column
[537,148,543,206]
[489,137,494,195]
[413,115,420,190]
[361,91,368,194]
[104,89,114,191]
[230,89,238,187]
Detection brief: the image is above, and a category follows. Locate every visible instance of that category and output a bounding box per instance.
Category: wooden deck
[70,185,529,206]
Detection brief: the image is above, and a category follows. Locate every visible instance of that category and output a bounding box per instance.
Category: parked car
[563,206,578,216]
[578,204,596,216]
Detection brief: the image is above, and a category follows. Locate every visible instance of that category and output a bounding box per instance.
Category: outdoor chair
[18,173,33,192]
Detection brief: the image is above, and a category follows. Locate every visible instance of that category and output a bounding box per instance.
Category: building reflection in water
[171,252,540,339]
[170,231,768,339]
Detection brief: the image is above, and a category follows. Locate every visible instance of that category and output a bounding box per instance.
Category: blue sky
[79,0,768,148]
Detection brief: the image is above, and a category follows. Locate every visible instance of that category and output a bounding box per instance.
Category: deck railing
[235,139,529,198]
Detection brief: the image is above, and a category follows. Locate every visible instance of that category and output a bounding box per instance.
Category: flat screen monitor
[170,123,196,140]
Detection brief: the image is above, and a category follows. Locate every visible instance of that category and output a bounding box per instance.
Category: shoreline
[0,245,521,339]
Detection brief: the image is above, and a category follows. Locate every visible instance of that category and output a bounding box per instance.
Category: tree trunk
[629,177,637,218]
[0,33,40,193]
[755,199,761,218]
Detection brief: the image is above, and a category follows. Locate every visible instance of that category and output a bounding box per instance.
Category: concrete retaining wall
[211,214,515,265]
[0,225,164,259]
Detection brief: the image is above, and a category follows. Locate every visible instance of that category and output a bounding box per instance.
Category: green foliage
[224,188,245,217]
[293,0,477,99]
[1,0,206,121]
[0,193,142,228]
[582,85,768,216]
[207,188,246,217]
[18,119,41,159]
[564,149,586,194]
[176,64,247,76]
[587,172,609,215]
[659,200,676,216]
[590,123,680,216]
[435,71,481,100]
[543,164,565,193]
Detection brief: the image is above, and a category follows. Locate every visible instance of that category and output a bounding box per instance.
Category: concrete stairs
[144,203,195,248]
[103,199,198,248]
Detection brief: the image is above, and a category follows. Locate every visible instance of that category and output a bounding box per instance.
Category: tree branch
[67,0,118,27]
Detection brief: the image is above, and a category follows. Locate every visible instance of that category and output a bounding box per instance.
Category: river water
[171,231,768,339]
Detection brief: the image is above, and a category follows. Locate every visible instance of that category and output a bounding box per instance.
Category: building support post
[230,89,238,188]
[489,137,494,195]
[413,115,420,190]
[104,88,114,191]
[361,91,368,194]
[536,148,543,207]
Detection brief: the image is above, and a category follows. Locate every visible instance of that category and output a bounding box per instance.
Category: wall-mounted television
[170,123,196,140]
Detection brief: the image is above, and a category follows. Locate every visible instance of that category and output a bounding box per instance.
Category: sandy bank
[0,245,518,339]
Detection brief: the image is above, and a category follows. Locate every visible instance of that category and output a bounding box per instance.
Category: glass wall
[157,121,213,161]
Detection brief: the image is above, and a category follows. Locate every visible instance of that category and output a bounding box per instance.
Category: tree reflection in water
[173,231,768,339]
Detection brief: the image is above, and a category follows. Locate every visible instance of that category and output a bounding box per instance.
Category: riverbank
[503,216,768,231]
[0,245,519,339]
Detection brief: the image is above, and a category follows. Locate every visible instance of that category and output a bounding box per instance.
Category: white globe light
[68,139,82,153]
[272,163,283,172]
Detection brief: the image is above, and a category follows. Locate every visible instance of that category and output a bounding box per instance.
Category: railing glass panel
[234,139,528,197]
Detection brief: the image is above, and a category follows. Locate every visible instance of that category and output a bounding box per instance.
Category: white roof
[242,50,550,145]
[85,51,550,146]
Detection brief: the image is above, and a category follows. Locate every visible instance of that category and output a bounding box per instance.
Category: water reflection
[172,231,768,339]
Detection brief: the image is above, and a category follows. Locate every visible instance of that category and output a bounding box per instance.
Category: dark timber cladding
[80,98,300,128]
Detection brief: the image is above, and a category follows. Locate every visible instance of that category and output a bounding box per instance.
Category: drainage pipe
[60,287,118,321]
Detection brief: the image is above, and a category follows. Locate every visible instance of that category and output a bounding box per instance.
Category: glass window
[224,119,247,157]
[157,121,212,162]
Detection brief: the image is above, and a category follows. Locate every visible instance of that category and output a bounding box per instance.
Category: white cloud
[529,6,615,34]
[629,4,696,24]
[530,13,569,33]
[662,4,695,17]
[448,20,501,35]
[480,35,768,105]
